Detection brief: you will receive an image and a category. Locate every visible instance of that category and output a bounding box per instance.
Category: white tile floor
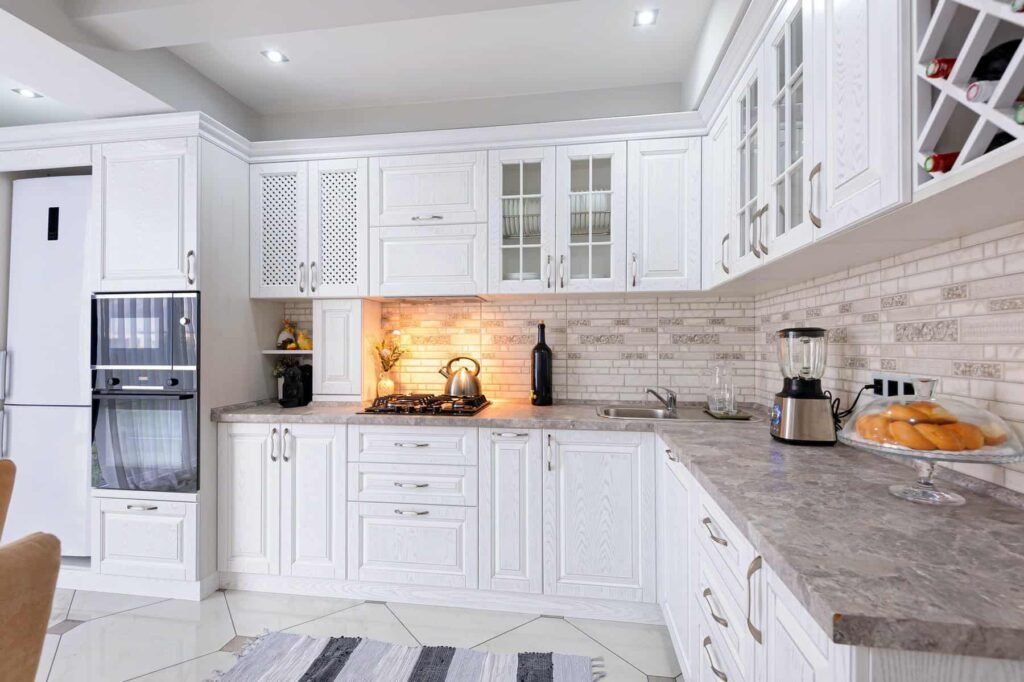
[39,588,683,682]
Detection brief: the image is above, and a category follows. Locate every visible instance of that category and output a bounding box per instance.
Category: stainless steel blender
[770,328,837,445]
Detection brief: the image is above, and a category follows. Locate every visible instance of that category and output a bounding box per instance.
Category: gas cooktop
[361,393,490,416]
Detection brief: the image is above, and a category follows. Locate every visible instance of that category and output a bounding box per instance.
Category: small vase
[377,371,395,398]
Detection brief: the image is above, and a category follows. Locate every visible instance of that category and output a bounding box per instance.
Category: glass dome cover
[775,328,828,380]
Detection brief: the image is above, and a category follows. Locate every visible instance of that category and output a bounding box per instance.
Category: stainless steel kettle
[438,356,483,397]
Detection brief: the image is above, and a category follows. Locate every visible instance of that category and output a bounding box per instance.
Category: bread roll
[943,422,985,450]
[907,401,958,424]
[888,421,937,450]
[856,414,893,443]
[914,423,964,451]
[884,404,930,423]
[981,424,1009,446]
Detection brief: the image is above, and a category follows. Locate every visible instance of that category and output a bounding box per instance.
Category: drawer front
[348,462,477,506]
[369,224,486,297]
[370,151,487,226]
[697,547,755,682]
[697,492,755,602]
[347,502,478,588]
[93,497,197,581]
[349,426,478,466]
[696,604,745,682]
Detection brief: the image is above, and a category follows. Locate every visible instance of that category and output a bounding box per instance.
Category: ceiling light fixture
[12,87,43,98]
[634,8,659,26]
[261,49,289,64]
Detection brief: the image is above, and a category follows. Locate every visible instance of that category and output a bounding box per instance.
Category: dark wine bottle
[530,320,553,406]
[972,41,1021,82]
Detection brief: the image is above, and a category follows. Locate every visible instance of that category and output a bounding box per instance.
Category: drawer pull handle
[411,214,444,221]
[702,637,728,681]
[394,442,430,448]
[702,517,729,546]
[495,432,528,438]
[394,509,430,516]
[127,505,158,511]
[702,587,729,628]
[665,448,678,462]
[394,482,430,489]
[747,555,764,644]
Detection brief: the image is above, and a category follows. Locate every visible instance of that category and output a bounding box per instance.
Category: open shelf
[914,0,1024,189]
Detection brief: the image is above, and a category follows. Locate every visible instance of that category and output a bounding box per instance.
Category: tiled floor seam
[122,648,227,682]
[42,634,60,682]
[384,602,423,646]
[562,617,650,678]
[464,614,544,649]
[221,590,239,637]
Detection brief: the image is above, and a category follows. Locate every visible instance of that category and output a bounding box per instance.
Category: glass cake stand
[838,379,1024,506]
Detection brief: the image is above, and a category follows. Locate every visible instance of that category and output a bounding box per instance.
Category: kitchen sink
[598,405,710,421]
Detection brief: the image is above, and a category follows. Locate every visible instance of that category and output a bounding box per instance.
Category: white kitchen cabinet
[312,299,379,400]
[349,425,478,466]
[479,429,543,594]
[626,138,702,292]
[369,223,486,296]
[280,424,347,579]
[760,562,832,682]
[731,56,768,277]
[704,108,735,287]
[814,0,910,238]
[347,501,478,588]
[554,142,627,292]
[369,151,487,227]
[218,423,346,578]
[251,159,367,298]
[657,442,695,680]
[93,138,198,292]
[92,497,197,581]
[542,429,655,602]
[487,148,557,294]
[763,0,816,261]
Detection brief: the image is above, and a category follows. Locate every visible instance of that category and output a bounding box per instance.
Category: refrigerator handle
[0,350,7,402]
[1,408,6,460]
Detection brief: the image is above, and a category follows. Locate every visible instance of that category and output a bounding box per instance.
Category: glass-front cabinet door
[488,148,556,293]
[765,0,815,260]
[733,58,765,276]
[555,142,626,292]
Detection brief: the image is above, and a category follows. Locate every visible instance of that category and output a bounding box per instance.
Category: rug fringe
[206,630,274,681]
[592,655,607,680]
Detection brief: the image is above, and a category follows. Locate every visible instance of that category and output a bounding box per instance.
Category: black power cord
[827,383,875,432]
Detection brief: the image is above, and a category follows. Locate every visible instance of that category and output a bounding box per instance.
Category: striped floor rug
[212,631,601,681]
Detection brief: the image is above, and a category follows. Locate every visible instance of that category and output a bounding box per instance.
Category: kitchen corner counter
[210,398,1024,660]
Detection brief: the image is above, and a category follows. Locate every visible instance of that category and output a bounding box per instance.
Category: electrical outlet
[871,373,920,397]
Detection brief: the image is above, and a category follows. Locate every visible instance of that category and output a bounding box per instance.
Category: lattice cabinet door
[251,162,309,298]
[309,158,368,297]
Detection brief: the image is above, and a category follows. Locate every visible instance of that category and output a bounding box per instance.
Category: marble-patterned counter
[211,398,1024,660]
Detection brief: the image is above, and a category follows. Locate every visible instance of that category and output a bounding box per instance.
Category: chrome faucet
[646,386,677,412]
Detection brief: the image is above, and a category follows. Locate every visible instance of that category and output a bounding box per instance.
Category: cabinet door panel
[312,299,364,398]
[310,158,367,297]
[764,565,833,682]
[704,109,734,287]
[658,446,694,679]
[370,224,486,296]
[280,424,346,579]
[218,423,279,575]
[479,430,543,594]
[95,138,198,291]
[543,430,655,602]
[369,152,487,226]
[251,162,308,298]
[94,498,196,581]
[731,57,768,277]
[627,138,702,292]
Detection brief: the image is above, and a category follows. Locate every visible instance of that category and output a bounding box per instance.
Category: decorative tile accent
[861,313,879,323]
[621,352,649,360]
[881,294,908,309]
[612,318,630,326]
[670,333,719,345]
[490,334,533,345]
[708,317,726,325]
[806,307,822,318]
[714,352,745,360]
[894,321,959,343]
[844,357,868,369]
[838,303,853,314]
[568,319,591,327]
[942,284,969,300]
[826,328,848,343]
[578,334,625,345]
[953,362,1002,379]
[880,358,898,370]
[989,297,1024,312]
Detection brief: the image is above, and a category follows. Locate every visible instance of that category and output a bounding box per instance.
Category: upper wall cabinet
[555,142,627,292]
[704,109,735,287]
[251,159,367,298]
[731,57,767,277]
[369,151,487,227]
[626,138,702,291]
[93,138,198,292]
[488,147,557,294]
[814,0,910,237]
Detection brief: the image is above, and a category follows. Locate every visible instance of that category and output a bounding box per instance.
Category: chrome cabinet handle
[758,204,769,256]
[127,504,158,511]
[721,235,730,275]
[703,587,729,627]
[310,262,317,293]
[809,162,822,228]
[545,255,552,289]
[495,432,528,438]
[546,433,553,471]
[394,442,429,448]
[631,252,638,287]
[179,316,191,326]
[411,215,443,221]
[394,509,430,516]
[0,350,8,402]
[665,448,678,462]
[559,255,565,289]
[298,262,306,293]
[702,517,729,546]
[747,555,764,644]
[282,428,291,462]
[185,250,196,285]
[270,427,278,462]
[702,637,728,681]
[394,482,430,489]
[751,207,764,258]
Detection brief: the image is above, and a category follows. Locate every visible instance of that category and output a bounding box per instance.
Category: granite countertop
[211,398,1024,660]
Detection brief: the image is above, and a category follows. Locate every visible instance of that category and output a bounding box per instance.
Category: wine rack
[914,0,1024,189]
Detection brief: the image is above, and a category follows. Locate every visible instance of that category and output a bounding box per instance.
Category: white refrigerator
[2,176,93,556]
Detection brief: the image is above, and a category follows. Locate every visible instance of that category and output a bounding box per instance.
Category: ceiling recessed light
[12,88,42,98]
[261,49,289,64]
[634,8,659,26]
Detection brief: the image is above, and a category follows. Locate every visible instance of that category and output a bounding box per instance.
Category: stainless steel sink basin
[598,406,680,420]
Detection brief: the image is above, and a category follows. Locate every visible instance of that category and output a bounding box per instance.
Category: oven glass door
[92,392,198,493]
[93,295,176,368]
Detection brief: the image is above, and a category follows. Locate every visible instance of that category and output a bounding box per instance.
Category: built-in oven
[91,293,200,493]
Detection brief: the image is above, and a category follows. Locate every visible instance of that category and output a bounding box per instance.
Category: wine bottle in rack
[965,41,1022,101]
[1013,0,1023,12]
[926,57,956,79]
[1016,103,1024,125]
[923,151,959,173]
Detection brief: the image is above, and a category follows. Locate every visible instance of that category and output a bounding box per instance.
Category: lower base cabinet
[218,422,345,578]
[657,442,695,680]
[92,496,197,581]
